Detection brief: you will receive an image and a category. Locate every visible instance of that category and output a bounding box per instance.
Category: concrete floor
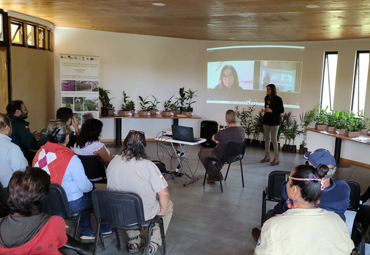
[67,142,370,255]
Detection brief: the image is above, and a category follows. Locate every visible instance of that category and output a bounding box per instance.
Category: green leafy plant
[314,105,328,124]
[326,111,339,127]
[65,102,72,109]
[177,87,186,109]
[281,111,294,144]
[99,87,113,108]
[334,111,348,130]
[184,89,197,112]
[286,119,301,145]
[163,96,179,111]
[148,95,160,111]
[138,96,151,111]
[121,91,135,111]
[252,112,264,140]
[299,110,316,146]
[235,105,255,139]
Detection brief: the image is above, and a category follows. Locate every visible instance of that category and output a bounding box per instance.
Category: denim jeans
[68,192,93,234]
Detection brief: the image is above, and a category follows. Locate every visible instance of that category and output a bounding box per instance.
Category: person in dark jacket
[260,84,284,166]
[6,100,38,151]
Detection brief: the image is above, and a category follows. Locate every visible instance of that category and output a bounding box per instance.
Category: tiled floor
[68,142,370,255]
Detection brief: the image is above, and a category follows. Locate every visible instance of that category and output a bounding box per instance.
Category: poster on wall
[60,54,99,126]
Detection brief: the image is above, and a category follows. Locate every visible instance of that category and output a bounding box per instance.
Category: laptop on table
[171,125,201,142]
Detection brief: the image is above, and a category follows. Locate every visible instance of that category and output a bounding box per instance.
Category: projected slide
[207,60,302,109]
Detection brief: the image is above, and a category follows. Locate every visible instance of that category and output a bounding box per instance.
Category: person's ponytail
[315,164,329,179]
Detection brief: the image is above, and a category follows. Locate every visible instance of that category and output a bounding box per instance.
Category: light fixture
[152,3,165,6]
[306,5,320,8]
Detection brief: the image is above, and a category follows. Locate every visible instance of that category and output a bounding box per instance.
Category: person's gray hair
[46,120,71,144]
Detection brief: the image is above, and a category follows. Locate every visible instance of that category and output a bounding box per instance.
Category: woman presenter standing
[260,84,284,166]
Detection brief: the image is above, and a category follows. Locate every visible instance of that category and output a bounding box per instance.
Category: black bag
[152,160,167,173]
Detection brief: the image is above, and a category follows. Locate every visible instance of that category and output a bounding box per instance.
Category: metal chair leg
[240,160,244,187]
[114,228,121,251]
[219,178,223,193]
[94,223,100,255]
[203,171,207,186]
[74,214,82,239]
[159,219,166,255]
[146,224,154,255]
[224,163,231,181]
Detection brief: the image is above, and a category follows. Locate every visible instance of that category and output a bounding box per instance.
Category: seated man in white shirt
[107,130,173,255]
[0,113,27,188]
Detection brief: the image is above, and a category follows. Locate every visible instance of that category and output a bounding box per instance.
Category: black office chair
[42,184,93,239]
[92,190,166,255]
[202,141,246,193]
[346,180,361,211]
[261,170,290,226]
[0,182,9,218]
[77,155,107,183]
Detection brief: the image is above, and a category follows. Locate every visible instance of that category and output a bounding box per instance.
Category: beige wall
[54,27,370,141]
[11,46,54,132]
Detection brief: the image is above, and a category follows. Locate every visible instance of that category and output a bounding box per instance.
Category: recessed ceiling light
[152,3,165,6]
[207,24,217,27]
[306,5,320,8]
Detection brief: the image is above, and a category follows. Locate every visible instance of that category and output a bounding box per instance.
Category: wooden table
[308,128,370,167]
[100,114,201,145]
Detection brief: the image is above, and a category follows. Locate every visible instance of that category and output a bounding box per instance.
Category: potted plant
[99,87,113,116]
[119,91,135,116]
[148,95,160,115]
[345,111,360,137]
[314,106,328,131]
[163,96,179,116]
[281,112,294,151]
[138,96,151,116]
[183,89,197,116]
[335,111,348,135]
[299,110,315,154]
[177,87,187,113]
[235,105,255,146]
[357,110,369,136]
[251,112,264,147]
[326,111,338,133]
[288,119,301,153]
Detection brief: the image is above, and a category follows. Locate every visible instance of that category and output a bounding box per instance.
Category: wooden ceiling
[2,0,370,41]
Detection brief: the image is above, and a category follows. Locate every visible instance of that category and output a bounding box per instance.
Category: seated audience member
[73,119,111,165]
[351,205,370,250]
[107,131,173,255]
[38,107,80,148]
[252,149,350,242]
[0,113,27,188]
[6,100,38,151]
[0,167,67,254]
[32,120,110,239]
[254,164,354,255]
[198,109,245,183]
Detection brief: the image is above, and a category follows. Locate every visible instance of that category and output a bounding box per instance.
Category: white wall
[54,28,370,163]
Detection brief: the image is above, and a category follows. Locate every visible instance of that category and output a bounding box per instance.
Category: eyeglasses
[222,74,234,80]
[129,130,145,135]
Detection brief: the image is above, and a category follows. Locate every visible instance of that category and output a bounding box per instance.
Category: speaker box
[200,120,218,148]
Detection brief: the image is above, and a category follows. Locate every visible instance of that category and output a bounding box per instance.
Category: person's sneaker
[128,236,143,253]
[80,230,95,240]
[142,241,158,255]
[251,228,261,243]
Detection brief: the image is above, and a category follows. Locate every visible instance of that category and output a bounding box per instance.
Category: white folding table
[155,136,206,186]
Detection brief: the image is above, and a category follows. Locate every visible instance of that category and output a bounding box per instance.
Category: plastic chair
[202,141,246,192]
[261,170,290,226]
[77,155,107,183]
[346,180,361,211]
[92,189,166,255]
[42,184,93,239]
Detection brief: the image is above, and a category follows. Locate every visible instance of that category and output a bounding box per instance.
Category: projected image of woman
[214,65,243,91]
[260,84,284,166]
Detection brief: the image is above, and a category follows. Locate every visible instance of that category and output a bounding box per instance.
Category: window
[39,27,45,49]
[27,24,36,47]
[351,51,370,115]
[320,52,338,111]
[11,21,24,45]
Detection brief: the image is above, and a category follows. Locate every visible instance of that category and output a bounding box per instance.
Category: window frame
[351,50,370,115]
[38,26,46,49]
[320,51,338,111]
[26,23,37,48]
[10,20,24,46]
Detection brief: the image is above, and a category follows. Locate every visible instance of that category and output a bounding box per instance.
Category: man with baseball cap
[252,148,350,242]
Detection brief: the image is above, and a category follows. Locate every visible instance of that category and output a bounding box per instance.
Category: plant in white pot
[138,96,151,116]
[119,91,135,116]
[148,95,160,115]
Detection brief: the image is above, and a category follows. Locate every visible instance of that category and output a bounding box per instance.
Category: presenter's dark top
[7,114,38,151]
[213,126,245,160]
[263,96,284,126]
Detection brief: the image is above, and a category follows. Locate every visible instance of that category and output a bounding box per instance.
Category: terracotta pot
[336,129,346,136]
[118,110,131,116]
[345,130,360,138]
[326,126,336,133]
[315,124,327,131]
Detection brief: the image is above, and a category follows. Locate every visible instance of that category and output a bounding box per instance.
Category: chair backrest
[221,141,246,163]
[0,182,7,206]
[92,189,146,228]
[266,170,290,201]
[42,183,71,217]
[24,149,37,166]
[77,155,106,181]
[346,180,361,211]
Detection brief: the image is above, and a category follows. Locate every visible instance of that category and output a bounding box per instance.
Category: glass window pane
[27,24,35,47]
[11,22,23,45]
[352,52,370,115]
[321,52,338,111]
[45,29,49,50]
[39,27,45,48]
[0,14,3,41]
